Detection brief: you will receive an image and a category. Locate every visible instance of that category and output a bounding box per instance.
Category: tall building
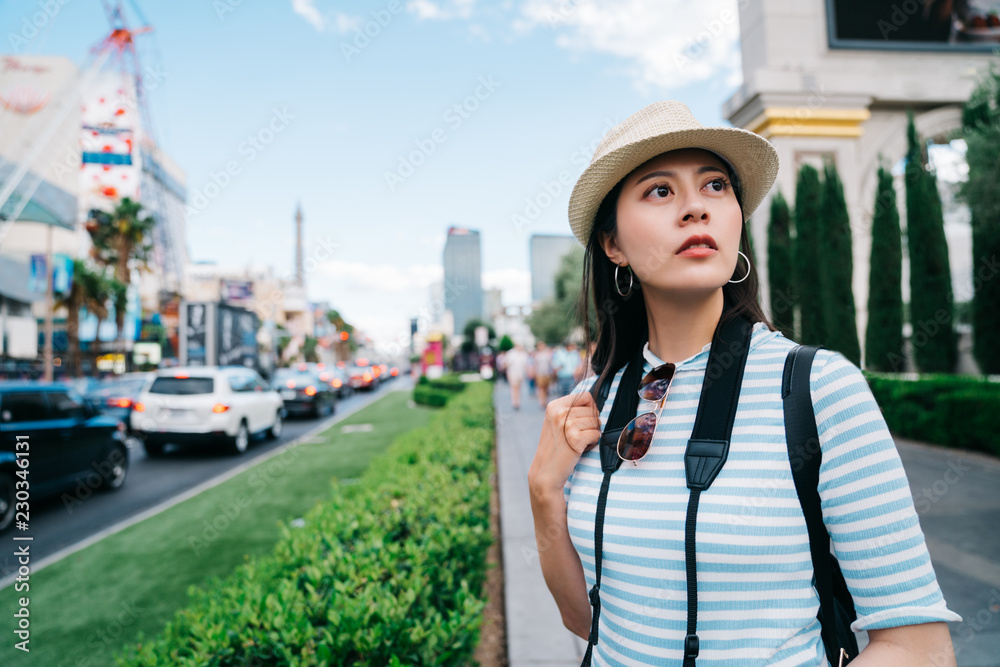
[443,226,482,336]
[530,234,578,304]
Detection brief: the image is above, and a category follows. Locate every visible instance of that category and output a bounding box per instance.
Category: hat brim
[567,126,778,246]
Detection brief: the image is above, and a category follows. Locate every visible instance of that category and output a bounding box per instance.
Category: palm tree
[85,197,156,351]
[56,260,111,377]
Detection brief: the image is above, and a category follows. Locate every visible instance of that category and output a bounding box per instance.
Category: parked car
[0,382,129,532]
[271,368,336,418]
[83,372,153,432]
[132,367,284,457]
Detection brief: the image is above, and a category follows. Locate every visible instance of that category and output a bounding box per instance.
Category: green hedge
[413,375,468,407]
[117,384,495,666]
[864,373,1000,456]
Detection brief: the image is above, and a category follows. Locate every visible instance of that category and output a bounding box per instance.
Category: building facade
[530,234,579,304]
[442,226,482,336]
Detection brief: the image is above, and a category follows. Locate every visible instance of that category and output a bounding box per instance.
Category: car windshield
[149,377,214,395]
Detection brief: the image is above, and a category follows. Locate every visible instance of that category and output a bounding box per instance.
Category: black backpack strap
[581,344,645,667]
[681,315,754,667]
[783,345,858,666]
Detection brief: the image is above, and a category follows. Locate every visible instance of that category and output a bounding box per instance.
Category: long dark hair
[577,158,775,397]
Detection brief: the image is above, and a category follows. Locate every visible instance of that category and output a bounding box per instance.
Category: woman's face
[601,148,744,296]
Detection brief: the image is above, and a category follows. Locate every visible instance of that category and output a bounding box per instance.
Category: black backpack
[582,322,858,667]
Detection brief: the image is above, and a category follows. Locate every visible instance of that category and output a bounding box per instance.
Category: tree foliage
[904,113,957,373]
[820,161,861,365]
[767,190,795,339]
[962,60,1000,374]
[865,164,906,372]
[793,164,826,346]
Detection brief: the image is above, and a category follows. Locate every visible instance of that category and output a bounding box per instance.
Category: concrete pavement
[495,380,588,667]
[494,381,1000,667]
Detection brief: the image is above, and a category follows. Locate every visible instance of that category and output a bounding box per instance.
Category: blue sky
[2,0,744,346]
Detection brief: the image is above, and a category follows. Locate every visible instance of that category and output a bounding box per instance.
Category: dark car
[271,368,336,418]
[0,382,129,532]
[347,364,377,392]
[83,373,153,432]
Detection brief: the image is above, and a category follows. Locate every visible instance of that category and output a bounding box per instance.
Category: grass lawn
[0,390,434,667]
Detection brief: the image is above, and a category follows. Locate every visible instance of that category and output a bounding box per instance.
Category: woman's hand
[528,390,603,500]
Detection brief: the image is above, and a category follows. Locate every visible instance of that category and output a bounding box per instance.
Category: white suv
[132,366,284,456]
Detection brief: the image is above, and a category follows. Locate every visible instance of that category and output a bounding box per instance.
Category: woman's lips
[676,247,717,258]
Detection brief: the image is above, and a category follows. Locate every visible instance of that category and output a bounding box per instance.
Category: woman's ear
[598,230,626,266]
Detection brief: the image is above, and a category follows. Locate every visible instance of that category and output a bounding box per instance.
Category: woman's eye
[650,185,671,198]
[706,179,729,192]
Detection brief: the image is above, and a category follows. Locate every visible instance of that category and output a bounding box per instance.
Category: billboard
[80,70,141,214]
[828,0,1000,50]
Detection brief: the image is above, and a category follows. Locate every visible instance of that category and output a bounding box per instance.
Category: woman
[527,101,960,666]
[533,340,554,407]
[505,343,529,410]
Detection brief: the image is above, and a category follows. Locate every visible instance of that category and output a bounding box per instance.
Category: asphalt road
[0,378,406,582]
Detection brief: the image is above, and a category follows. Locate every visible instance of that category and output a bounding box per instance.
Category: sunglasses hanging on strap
[581,315,754,667]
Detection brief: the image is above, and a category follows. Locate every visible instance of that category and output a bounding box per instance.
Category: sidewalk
[494,381,587,667]
[494,380,1000,667]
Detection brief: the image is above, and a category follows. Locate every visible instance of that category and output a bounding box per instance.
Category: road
[0,379,406,582]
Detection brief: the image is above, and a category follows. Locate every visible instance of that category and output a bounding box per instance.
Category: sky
[1,0,746,347]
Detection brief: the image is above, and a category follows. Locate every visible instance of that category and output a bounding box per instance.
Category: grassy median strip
[113,382,495,666]
[0,390,434,667]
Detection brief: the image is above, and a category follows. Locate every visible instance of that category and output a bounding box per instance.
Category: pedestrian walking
[527,101,960,666]
[552,342,581,398]
[504,344,529,410]
[532,341,553,407]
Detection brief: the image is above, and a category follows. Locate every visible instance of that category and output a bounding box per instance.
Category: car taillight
[212,404,230,413]
[286,380,296,388]
[112,397,132,408]
[363,373,372,382]
[332,379,342,388]
[304,386,317,396]
[133,402,145,412]
[390,367,399,377]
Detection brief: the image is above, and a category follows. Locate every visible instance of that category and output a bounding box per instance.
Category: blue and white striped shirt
[565,321,960,666]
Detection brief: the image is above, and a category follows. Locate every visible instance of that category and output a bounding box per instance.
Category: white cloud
[483,268,532,306]
[407,0,478,21]
[333,12,362,34]
[291,0,326,31]
[518,0,743,93]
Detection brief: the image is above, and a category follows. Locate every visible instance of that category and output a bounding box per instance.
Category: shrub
[117,384,496,666]
[864,373,1000,456]
[413,385,452,407]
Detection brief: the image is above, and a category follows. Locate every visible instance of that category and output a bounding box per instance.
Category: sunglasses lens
[618,412,657,461]
[638,364,675,402]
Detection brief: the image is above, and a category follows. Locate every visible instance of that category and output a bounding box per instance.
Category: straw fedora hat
[567,100,779,245]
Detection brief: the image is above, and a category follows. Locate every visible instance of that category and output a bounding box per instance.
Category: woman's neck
[644,288,725,365]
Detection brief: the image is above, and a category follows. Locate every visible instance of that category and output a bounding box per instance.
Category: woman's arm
[529,487,591,639]
[527,390,603,639]
[851,622,956,666]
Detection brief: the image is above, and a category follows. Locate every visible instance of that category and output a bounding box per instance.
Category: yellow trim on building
[747,108,871,139]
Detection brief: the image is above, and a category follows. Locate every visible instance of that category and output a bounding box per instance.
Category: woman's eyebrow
[634,165,727,186]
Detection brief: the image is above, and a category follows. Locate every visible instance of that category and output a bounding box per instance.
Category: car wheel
[99,445,129,491]
[229,420,250,455]
[267,411,283,440]
[0,472,14,533]
[144,441,166,458]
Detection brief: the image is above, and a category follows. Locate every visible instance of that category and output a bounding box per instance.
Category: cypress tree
[962,63,1000,374]
[865,164,905,371]
[794,164,826,346]
[904,113,957,373]
[819,161,861,365]
[767,191,795,339]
